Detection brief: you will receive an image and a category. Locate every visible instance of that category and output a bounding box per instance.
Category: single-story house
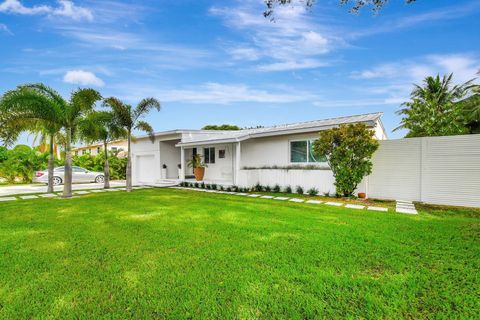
[131,112,387,194]
[72,139,128,157]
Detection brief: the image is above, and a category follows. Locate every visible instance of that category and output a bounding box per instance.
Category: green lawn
[0,189,478,319]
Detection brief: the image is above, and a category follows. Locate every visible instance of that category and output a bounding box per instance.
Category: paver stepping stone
[75,191,90,195]
[0,197,17,201]
[345,204,365,210]
[248,194,261,197]
[105,189,120,192]
[235,193,248,196]
[39,193,57,198]
[395,200,418,214]
[396,208,418,214]
[289,198,304,203]
[367,206,388,212]
[261,195,274,199]
[306,200,322,204]
[90,190,105,193]
[20,195,38,200]
[273,197,289,200]
[325,202,342,206]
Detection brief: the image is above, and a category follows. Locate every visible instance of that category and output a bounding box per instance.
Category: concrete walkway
[0,181,126,197]
[170,187,392,213]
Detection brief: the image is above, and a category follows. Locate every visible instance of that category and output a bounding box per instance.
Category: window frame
[289,139,326,164]
[203,147,215,164]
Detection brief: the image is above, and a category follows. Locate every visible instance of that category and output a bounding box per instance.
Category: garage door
[136,155,155,184]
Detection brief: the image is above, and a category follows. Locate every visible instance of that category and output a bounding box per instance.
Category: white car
[34,166,105,185]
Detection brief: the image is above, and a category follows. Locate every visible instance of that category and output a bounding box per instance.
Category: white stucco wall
[159,141,181,179]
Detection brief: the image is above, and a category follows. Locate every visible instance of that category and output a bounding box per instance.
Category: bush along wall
[72,152,127,180]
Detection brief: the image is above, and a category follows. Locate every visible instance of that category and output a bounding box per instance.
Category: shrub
[284,185,292,193]
[211,183,217,190]
[264,185,271,192]
[313,123,379,197]
[206,184,211,190]
[194,182,199,188]
[296,186,304,194]
[307,187,319,196]
[254,182,263,192]
[273,184,281,193]
[200,182,205,189]
[225,186,232,192]
[219,185,224,191]
[232,185,239,192]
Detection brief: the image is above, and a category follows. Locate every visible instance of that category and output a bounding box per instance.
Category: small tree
[313,123,379,197]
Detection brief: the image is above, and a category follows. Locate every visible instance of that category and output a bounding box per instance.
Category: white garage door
[136,155,155,184]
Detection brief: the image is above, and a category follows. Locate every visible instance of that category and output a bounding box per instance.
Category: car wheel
[95,175,105,183]
[52,177,63,185]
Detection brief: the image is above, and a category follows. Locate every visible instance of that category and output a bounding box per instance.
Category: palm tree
[78,111,127,189]
[0,84,101,197]
[103,97,160,192]
[0,86,63,193]
[395,74,473,137]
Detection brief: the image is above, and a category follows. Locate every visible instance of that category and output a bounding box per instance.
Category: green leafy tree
[313,123,379,197]
[264,0,416,18]
[78,111,127,189]
[0,84,101,197]
[202,124,241,130]
[0,145,48,183]
[103,97,161,192]
[395,74,472,137]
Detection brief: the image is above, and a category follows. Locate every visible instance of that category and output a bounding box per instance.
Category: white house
[131,112,387,194]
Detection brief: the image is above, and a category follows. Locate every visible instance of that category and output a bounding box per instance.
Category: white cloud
[115,82,319,105]
[349,54,480,106]
[0,0,93,21]
[257,59,329,72]
[63,70,104,87]
[0,23,12,35]
[351,54,479,83]
[210,2,341,71]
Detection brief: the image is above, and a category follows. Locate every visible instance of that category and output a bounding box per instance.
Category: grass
[0,189,478,319]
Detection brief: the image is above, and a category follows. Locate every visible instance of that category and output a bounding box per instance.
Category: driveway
[0,180,126,197]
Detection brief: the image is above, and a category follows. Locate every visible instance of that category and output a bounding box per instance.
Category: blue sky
[1,0,479,145]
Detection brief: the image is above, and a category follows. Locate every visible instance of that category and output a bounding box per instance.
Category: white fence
[361,134,480,208]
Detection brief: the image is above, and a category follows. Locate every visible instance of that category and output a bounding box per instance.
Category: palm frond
[133,97,160,122]
[103,97,133,129]
[135,120,155,142]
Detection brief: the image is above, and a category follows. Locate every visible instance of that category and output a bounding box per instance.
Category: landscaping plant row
[179,181,321,196]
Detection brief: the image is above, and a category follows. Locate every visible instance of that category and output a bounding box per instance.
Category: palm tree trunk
[126,131,132,192]
[47,134,55,193]
[62,127,73,198]
[104,141,110,189]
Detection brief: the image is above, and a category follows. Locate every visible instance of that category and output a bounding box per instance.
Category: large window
[204,147,215,164]
[290,140,326,163]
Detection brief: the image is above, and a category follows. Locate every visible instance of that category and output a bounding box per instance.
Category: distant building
[72,140,128,157]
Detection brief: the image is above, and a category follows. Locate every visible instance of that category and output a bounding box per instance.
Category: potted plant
[187,154,207,181]
[161,164,167,179]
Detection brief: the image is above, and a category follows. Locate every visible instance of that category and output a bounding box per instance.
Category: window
[204,147,215,164]
[73,166,85,173]
[111,147,118,151]
[290,140,326,163]
[219,149,225,159]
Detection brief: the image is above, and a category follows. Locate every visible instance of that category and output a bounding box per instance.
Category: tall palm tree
[78,111,127,189]
[0,86,63,193]
[395,74,473,137]
[103,97,160,192]
[0,84,101,197]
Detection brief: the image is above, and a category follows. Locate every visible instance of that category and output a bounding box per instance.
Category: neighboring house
[72,140,128,157]
[131,112,387,193]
